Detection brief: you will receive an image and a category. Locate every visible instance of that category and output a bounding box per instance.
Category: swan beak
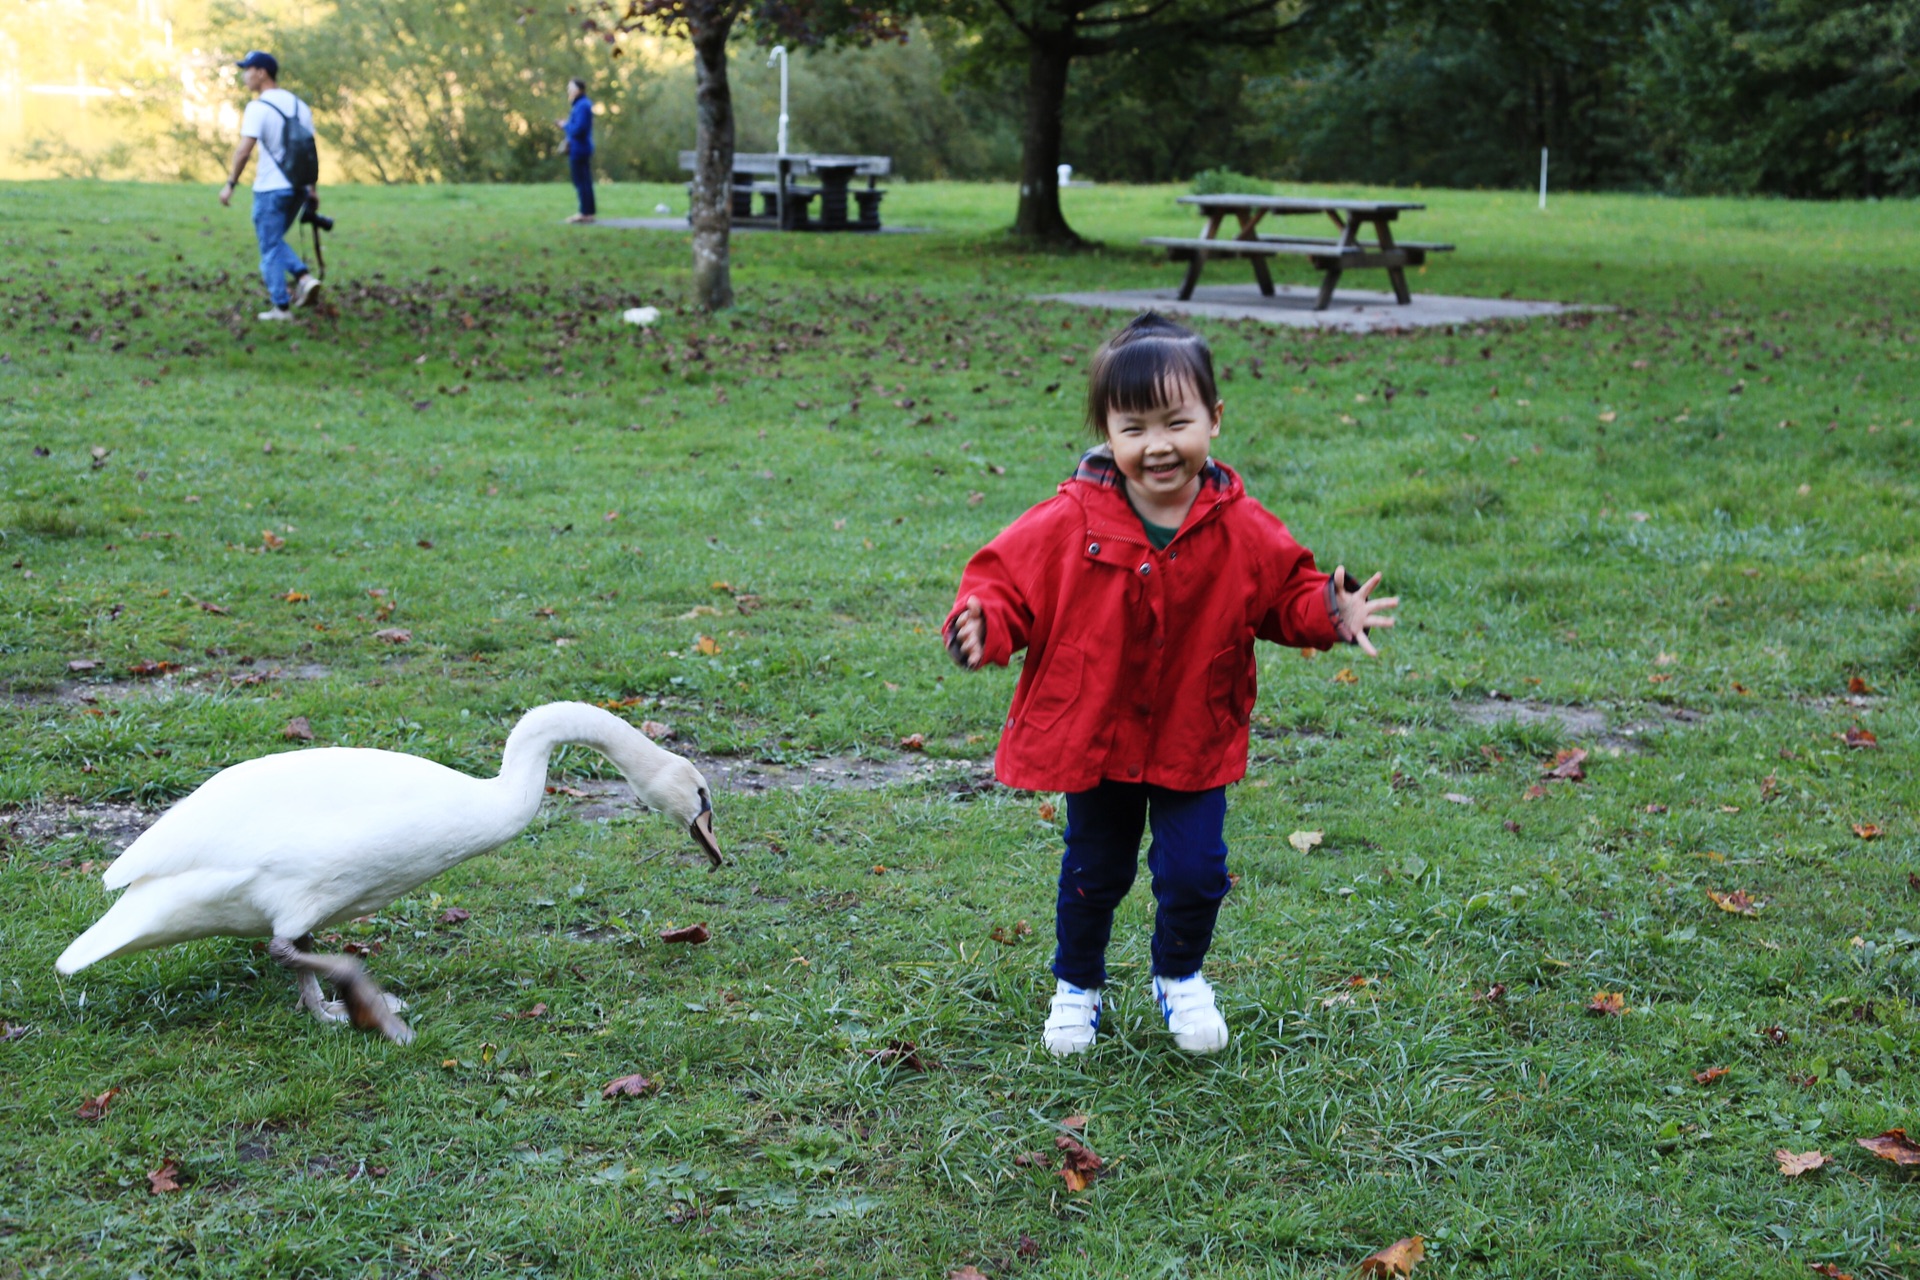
[690,807,722,870]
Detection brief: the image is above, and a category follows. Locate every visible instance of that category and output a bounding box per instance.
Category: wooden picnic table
[1143,194,1454,310]
[677,152,892,232]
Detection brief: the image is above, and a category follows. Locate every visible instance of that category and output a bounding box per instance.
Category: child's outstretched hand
[952,595,986,669]
[1332,567,1398,657]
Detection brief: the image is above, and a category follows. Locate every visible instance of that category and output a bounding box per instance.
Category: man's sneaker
[1153,971,1229,1054]
[293,274,322,308]
[1042,980,1101,1057]
[257,307,294,322]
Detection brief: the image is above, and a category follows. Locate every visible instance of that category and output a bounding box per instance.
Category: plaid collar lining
[1071,445,1231,493]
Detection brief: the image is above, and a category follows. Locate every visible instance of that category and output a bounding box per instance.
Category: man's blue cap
[236,51,279,78]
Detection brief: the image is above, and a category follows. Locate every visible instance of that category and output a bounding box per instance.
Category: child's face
[1103,380,1223,505]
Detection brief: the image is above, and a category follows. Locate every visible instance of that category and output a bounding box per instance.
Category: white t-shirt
[240,89,314,193]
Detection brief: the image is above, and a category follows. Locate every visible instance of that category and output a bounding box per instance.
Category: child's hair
[1084,312,1218,437]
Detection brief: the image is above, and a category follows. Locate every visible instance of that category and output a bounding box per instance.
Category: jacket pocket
[1208,645,1254,731]
[1020,642,1085,732]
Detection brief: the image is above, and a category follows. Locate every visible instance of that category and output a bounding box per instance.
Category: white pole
[1539,147,1548,210]
[768,46,789,156]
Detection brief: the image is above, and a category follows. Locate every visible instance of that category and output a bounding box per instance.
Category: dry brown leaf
[1852,823,1883,840]
[1843,727,1878,750]
[1288,829,1325,852]
[948,1268,990,1280]
[1645,802,1669,814]
[899,733,926,751]
[261,530,285,550]
[127,660,177,677]
[1443,792,1475,806]
[1356,1235,1426,1277]
[546,784,588,798]
[1809,1264,1855,1280]
[1847,676,1872,695]
[1013,1150,1050,1168]
[437,908,470,925]
[511,1003,548,1020]
[147,1158,183,1193]
[281,716,314,741]
[1707,889,1762,917]
[640,720,673,740]
[660,923,711,945]
[373,628,411,645]
[602,1074,658,1099]
[1038,801,1057,822]
[1522,785,1550,801]
[1857,1129,1920,1165]
[866,1040,928,1071]
[1693,1067,1729,1085]
[1472,983,1507,1004]
[76,1088,120,1121]
[1544,748,1589,781]
[67,658,98,672]
[695,635,720,656]
[1586,991,1626,1017]
[1060,1114,1088,1130]
[1054,1134,1102,1192]
[1775,1149,1831,1177]
[1333,667,1359,684]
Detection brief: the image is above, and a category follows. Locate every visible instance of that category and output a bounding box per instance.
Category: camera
[298,194,334,233]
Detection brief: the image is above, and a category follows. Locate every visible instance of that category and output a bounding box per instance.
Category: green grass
[2,178,1918,1279]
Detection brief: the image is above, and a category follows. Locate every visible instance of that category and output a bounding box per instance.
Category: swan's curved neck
[494,702,664,813]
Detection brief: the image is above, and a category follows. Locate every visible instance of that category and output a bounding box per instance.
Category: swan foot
[270,936,416,1045]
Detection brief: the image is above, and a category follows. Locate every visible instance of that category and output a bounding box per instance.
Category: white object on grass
[1539,147,1549,210]
[655,202,671,214]
[622,306,660,326]
[54,702,720,1043]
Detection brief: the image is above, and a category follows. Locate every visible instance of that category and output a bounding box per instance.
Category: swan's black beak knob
[690,803,722,870]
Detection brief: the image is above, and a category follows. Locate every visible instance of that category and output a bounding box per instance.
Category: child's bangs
[1085,325,1218,433]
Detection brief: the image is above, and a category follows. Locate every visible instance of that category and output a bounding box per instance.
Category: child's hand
[1332,567,1398,657]
[952,595,986,669]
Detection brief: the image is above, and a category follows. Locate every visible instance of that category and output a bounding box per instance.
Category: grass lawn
[2,177,1917,1279]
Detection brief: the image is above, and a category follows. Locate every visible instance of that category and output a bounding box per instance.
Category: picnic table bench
[1144,194,1453,310]
[677,152,892,231]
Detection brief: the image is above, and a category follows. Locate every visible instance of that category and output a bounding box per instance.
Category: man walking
[218,51,320,321]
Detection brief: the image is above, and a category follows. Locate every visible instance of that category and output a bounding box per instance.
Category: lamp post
[768,45,789,156]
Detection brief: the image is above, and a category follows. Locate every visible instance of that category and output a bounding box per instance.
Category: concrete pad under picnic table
[1035,283,1599,332]
[586,217,931,235]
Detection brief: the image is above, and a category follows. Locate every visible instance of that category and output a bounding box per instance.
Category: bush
[1189,167,1274,195]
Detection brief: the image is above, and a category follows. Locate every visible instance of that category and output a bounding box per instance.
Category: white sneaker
[1042,980,1101,1056]
[257,307,293,322]
[1153,971,1229,1054]
[293,274,322,308]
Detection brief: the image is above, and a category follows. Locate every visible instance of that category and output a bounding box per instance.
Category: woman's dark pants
[1052,780,1230,990]
[569,150,596,217]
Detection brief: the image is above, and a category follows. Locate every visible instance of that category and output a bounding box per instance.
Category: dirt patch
[1456,698,1705,750]
[6,662,334,707]
[3,800,156,852]
[561,752,994,817]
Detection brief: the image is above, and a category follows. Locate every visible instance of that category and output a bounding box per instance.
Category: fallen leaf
[1289,830,1325,852]
[1586,991,1626,1016]
[1847,676,1871,695]
[1012,1150,1050,1168]
[437,908,470,926]
[76,1088,121,1121]
[1443,792,1475,806]
[1357,1235,1426,1277]
[1645,802,1669,814]
[261,530,285,551]
[660,923,710,945]
[1054,1133,1102,1192]
[602,1074,658,1099]
[1502,819,1522,834]
[1473,983,1507,1003]
[1852,823,1882,840]
[1909,872,1920,894]
[1478,744,1505,764]
[147,1158,183,1194]
[866,1040,927,1071]
[1544,748,1588,781]
[1707,889,1762,917]
[1808,1264,1855,1280]
[678,604,721,619]
[1523,784,1550,800]
[546,784,588,798]
[694,635,720,656]
[512,1003,548,1020]
[281,590,309,603]
[948,1268,989,1280]
[899,733,926,751]
[1060,1114,1087,1129]
[1843,727,1878,750]
[1761,1024,1791,1045]
[1857,1129,1920,1165]
[195,599,230,615]
[1598,410,1617,423]
[1775,1149,1831,1177]
[66,659,98,672]
[126,660,177,678]
[373,628,411,644]
[1693,1067,1729,1085]
[1038,801,1057,822]
[1333,667,1359,684]
[640,720,674,740]
[281,716,314,741]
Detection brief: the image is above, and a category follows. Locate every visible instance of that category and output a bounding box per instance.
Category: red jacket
[945,449,1342,794]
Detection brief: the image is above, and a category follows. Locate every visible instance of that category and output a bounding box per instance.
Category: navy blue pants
[569,150,596,216]
[1052,780,1231,990]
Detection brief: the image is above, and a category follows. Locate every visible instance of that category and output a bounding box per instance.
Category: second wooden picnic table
[1144,194,1454,310]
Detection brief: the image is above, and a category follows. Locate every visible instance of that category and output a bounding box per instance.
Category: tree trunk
[1011,37,1080,244]
[689,12,737,311]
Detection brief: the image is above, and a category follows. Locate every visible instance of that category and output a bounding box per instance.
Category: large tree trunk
[1011,37,1081,244]
[688,13,737,311]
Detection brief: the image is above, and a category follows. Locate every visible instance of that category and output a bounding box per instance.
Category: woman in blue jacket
[560,78,595,224]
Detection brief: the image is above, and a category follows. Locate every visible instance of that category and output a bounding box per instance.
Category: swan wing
[101,748,513,892]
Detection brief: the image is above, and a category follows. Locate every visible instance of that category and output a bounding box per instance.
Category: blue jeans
[1052,781,1231,990]
[569,150,596,216]
[251,189,307,308]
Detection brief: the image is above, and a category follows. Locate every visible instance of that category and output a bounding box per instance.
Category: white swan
[55,702,720,1044]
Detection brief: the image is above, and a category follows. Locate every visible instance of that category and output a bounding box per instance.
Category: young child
[945,312,1397,1056]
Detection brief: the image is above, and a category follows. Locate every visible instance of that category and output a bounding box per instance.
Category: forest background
[2,0,1917,200]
